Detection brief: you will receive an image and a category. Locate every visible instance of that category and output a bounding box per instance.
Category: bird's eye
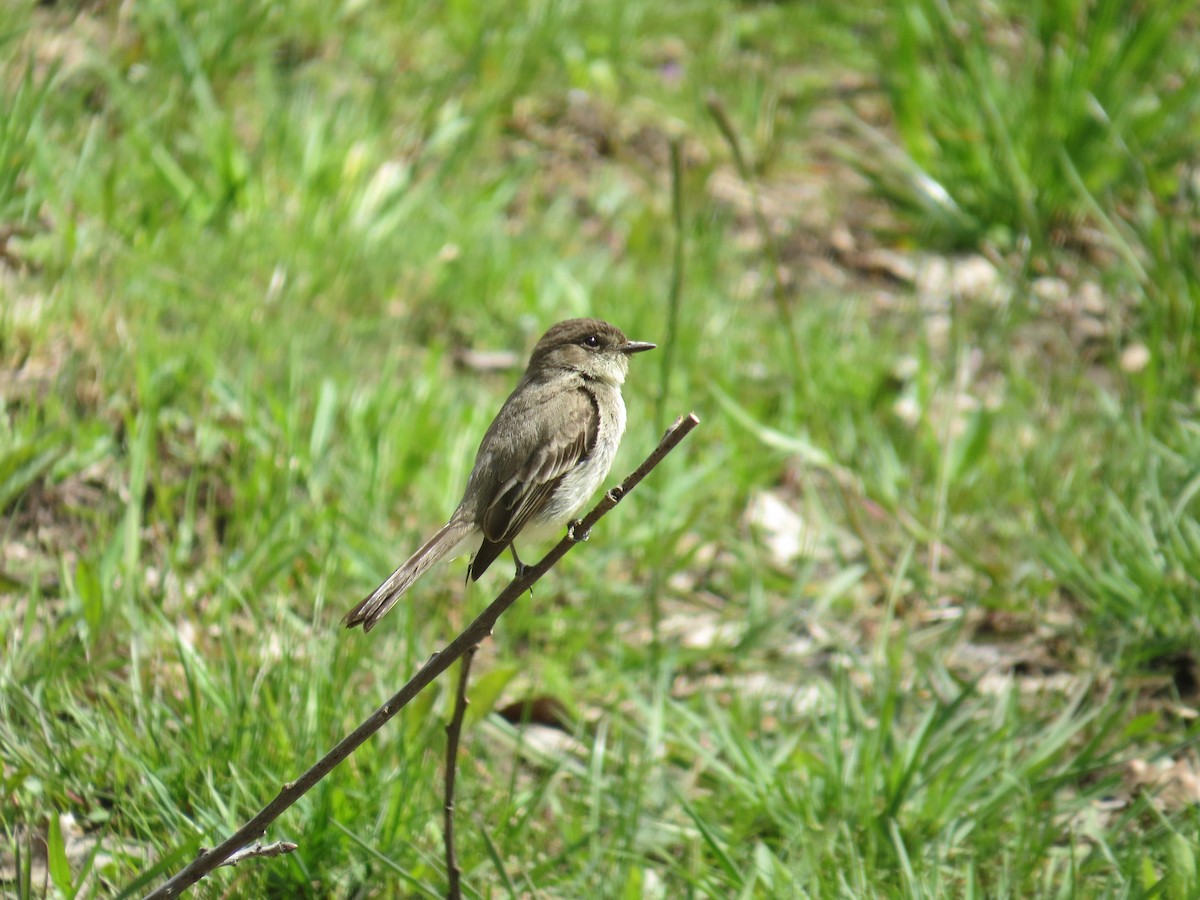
[582,334,601,348]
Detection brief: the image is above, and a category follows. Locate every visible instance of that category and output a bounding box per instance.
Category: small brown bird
[344,318,655,631]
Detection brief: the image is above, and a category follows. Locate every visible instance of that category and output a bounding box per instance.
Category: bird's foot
[568,519,591,542]
[509,546,533,597]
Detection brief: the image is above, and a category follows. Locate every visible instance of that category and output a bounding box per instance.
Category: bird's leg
[510,545,534,598]
[509,545,529,578]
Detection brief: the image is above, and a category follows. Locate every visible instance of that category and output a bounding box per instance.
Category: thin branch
[656,137,687,433]
[444,646,477,900]
[215,841,298,868]
[704,91,802,384]
[140,412,701,900]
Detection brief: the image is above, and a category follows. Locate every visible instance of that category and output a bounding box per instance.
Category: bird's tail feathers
[343,518,476,631]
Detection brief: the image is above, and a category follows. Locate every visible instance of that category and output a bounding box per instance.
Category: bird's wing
[469,387,598,578]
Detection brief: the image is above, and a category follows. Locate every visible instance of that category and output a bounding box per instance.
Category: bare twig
[656,137,687,433]
[140,412,701,899]
[704,91,802,382]
[215,841,298,868]
[444,647,477,900]
[650,139,688,660]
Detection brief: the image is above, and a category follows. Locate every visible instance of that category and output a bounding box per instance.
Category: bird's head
[527,318,656,386]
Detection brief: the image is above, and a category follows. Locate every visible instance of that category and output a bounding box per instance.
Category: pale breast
[534,383,626,532]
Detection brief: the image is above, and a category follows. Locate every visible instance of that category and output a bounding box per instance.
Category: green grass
[865,0,1199,249]
[2,0,1200,897]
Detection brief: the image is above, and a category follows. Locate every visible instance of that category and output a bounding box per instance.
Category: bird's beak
[620,340,657,354]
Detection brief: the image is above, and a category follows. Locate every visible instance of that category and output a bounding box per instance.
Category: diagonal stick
[141,412,700,899]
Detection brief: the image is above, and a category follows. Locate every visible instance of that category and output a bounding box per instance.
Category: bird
[343,318,655,631]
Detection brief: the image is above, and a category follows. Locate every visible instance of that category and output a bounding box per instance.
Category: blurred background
[2,0,1199,895]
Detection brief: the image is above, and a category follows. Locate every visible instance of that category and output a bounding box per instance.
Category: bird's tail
[343,518,477,631]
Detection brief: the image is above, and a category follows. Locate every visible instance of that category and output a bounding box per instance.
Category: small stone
[1119,343,1151,373]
